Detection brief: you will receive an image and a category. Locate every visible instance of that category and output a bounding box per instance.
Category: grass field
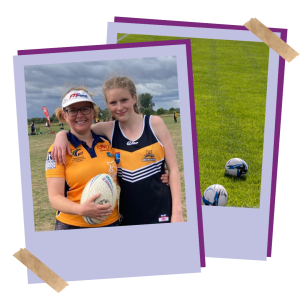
[117,34,269,208]
[29,124,70,231]
[29,117,185,231]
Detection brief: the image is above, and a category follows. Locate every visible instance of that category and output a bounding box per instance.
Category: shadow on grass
[223,173,247,182]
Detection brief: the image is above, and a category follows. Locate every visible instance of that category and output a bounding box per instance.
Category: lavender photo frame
[106,17,286,260]
[14,40,205,283]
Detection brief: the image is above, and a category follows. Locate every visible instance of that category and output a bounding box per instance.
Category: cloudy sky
[24,56,179,119]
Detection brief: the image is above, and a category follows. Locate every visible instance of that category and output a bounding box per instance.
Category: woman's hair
[55,85,99,123]
[102,77,139,116]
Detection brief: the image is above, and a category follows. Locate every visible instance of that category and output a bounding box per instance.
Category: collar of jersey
[67,130,106,148]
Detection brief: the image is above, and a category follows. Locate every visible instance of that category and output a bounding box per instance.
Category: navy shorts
[55,219,119,230]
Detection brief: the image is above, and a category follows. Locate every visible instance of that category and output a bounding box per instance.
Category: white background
[1,1,299,299]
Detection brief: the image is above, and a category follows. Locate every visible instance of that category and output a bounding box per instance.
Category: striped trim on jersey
[117,158,164,183]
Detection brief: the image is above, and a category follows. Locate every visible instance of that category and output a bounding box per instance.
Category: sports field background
[117,33,269,208]
[29,116,185,231]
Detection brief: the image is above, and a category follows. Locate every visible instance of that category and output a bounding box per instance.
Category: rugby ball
[80,174,117,224]
[202,184,228,206]
[225,158,248,177]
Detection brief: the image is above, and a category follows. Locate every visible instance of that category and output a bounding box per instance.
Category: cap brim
[62,99,95,108]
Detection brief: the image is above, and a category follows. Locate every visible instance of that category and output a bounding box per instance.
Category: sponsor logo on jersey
[71,149,85,162]
[115,152,120,164]
[69,93,88,99]
[106,152,113,157]
[97,144,110,151]
[107,161,117,182]
[142,150,156,162]
[127,141,138,146]
[45,151,56,170]
[72,149,83,157]
[72,157,85,162]
[158,214,169,222]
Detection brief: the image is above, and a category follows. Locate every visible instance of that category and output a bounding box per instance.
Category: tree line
[28,93,179,124]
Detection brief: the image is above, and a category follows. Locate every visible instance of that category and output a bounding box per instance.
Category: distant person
[30,122,35,134]
[173,112,178,123]
[46,122,50,132]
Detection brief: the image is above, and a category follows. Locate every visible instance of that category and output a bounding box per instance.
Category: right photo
[117,34,269,209]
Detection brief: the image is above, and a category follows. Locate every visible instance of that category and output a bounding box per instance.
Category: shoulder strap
[111,120,118,147]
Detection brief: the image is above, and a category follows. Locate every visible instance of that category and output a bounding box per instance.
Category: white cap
[62,90,95,108]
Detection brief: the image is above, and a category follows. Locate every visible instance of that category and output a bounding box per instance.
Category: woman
[46,87,119,230]
[173,112,178,123]
[53,77,184,225]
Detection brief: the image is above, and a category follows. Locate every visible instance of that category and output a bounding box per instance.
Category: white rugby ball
[202,184,228,206]
[80,173,117,224]
[225,158,248,177]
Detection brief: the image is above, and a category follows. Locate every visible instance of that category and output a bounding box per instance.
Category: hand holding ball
[80,174,117,224]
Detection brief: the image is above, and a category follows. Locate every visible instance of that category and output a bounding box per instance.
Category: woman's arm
[47,177,113,220]
[151,116,184,222]
[52,121,114,164]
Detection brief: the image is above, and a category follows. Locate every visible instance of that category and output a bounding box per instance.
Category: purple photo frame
[110,16,287,259]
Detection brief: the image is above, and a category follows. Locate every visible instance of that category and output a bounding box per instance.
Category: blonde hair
[55,85,99,122]
[102,77,139,120]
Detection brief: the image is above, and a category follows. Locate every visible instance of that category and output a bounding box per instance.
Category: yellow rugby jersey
[45,130,119,227]
[111,115,172,225]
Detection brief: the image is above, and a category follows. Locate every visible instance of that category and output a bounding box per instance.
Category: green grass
[29,119,186,231]
[117,34,269,208]
[161,115,186,217]
[29,124,70,231]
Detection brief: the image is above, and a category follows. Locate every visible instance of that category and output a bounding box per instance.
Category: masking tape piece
[13,248,68,293]
[244,18,299,62]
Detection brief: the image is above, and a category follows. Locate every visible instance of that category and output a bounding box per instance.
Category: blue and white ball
[225,158,248,177]
[202,184,228,206]
[80,173,117,224]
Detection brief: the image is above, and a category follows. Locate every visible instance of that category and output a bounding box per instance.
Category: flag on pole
[42,106,51,126]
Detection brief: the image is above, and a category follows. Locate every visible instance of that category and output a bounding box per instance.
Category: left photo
[25,58,186,231]
[14,41,204,282]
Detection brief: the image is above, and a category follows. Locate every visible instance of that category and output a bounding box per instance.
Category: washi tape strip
[13,248,68,293]
[244,18,299,62]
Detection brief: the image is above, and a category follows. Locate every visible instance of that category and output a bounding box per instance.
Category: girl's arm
[47,177,113,220]
[52,121,114,164]
[51,131,70,164]
[91,121,114,137]
[151,116,184,222]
